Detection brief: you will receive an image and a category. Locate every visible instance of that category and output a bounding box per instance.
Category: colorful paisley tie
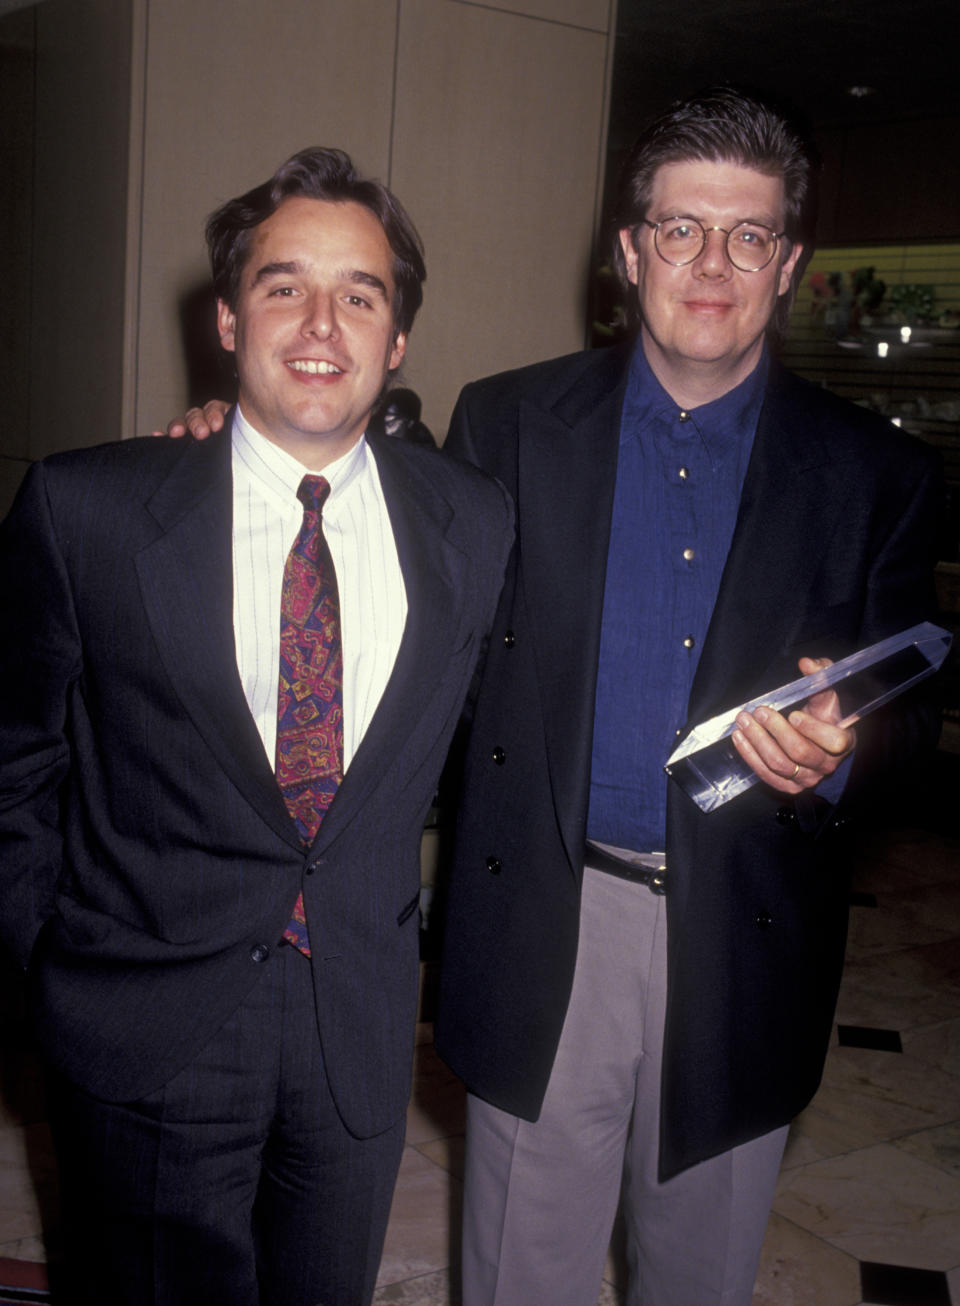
[276,475,343,955]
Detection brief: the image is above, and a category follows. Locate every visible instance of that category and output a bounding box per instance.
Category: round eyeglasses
[640,217,787,272]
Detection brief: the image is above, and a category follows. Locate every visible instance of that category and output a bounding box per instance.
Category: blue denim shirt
[586,343,768,850]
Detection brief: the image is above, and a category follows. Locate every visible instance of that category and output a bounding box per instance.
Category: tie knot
[297,475,331,514]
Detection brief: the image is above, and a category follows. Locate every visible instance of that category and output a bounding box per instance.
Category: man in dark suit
[0,147,512,1306]
[433,89,942,1305]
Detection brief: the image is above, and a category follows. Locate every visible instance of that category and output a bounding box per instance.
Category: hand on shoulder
[151,400,230,440]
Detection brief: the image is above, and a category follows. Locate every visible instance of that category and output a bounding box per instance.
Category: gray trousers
[462,865,788,1306]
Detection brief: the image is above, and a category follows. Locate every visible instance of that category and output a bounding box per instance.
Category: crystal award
[664,622,952,813]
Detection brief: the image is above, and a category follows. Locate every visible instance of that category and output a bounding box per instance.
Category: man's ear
[388,330,407,373]
[217,299,237,352]
[778,242,804,298]
[618,227,640,286]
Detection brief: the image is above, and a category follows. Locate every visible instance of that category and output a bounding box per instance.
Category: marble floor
[1,770,957,1305]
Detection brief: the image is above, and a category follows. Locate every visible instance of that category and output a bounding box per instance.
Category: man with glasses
[435,87,941,1305]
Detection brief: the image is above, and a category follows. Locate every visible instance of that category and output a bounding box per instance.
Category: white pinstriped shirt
[230,407,407,772]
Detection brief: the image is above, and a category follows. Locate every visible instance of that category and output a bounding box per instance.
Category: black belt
[584,841,667,895]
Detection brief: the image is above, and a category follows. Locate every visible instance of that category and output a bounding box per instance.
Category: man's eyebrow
[249,261,390,300]
[654,211,780,227]
[342,269,390,300]
[250,260,303,287]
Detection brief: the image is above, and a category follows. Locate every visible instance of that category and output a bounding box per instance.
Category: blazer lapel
[689,365,854,723]
[517,347,628,870]
[135,431,300,850]
[308,437,468,852]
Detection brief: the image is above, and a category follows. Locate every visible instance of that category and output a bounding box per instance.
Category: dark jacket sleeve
[0,463,81,969]
[841,429,944,808]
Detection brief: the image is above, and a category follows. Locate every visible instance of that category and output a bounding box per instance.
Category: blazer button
[775,805,797,826]
[250,943,270,963]
[492,747,506,765]
[486,856,502,875]
[755,911,773,930]
[503,630,516,648]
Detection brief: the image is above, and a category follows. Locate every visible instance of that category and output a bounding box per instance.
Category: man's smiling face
[619,159,802,404]
[217,196,406,469]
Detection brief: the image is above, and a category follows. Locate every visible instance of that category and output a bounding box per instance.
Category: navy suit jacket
[435,345,942,1178]
[0,426,512,1139]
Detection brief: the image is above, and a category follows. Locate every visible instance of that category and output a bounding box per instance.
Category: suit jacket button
[775,805,797,826]
[503,630,516,648]
[755,911,773,930]
[486,856,502,875]
[250,944,270,963]
[492,747,506,765]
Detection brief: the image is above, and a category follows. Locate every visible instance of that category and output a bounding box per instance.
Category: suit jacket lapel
[135,431,300,850]
[689,364,851,723]
[517,347,628,870]
[309,436,468,853]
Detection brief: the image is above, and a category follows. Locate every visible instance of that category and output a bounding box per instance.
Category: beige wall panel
[450,0,609,32]
[133,0,398,434]
[29,0,134,458]
[391,0,611,436]
[0,11,35,462]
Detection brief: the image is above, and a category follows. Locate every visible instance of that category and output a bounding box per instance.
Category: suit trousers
[462,865,788,1306]
[48,940,405,1306]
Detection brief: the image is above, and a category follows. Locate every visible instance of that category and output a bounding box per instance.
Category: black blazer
[0,426,513,1139]
[435,346,942,1178]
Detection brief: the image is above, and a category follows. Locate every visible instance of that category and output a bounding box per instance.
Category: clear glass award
[664,622,952,813]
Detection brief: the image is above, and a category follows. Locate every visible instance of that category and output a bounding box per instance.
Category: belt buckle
[586,842,667,895]
[634,852,667,896]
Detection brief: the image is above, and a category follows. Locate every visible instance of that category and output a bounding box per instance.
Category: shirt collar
[623,340,769,467]
[231,405,369,514]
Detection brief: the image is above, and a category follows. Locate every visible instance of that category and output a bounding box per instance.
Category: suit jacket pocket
[396,891,420,928]
[25,914,56,974]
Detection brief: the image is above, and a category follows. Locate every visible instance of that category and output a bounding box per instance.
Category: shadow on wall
[178,281,237,412]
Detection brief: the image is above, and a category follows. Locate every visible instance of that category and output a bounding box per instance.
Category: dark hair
[611,87,819,338]
[206,147,426,338]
